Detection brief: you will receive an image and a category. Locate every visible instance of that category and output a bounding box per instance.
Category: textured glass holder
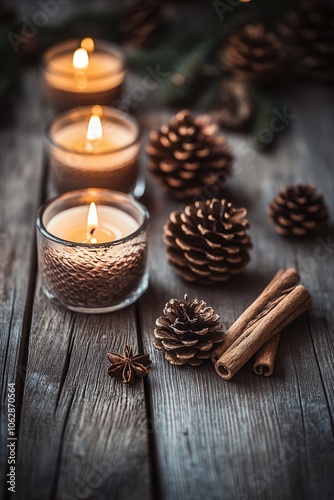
[45,106,142,196]
[41,39,127,112]
[36,189,149,313]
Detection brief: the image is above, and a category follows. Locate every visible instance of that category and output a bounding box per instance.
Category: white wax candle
[47,205,139,244]
[42,39,127,112]
[44,46,124,93]
[49,107,139,173]
[52,118,135,163]
[47,106,140,194]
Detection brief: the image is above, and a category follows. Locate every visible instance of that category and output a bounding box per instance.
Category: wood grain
[1,68,334,500]
[139,88,334,500]
[15,287,151,500]
[0,69,45,497]
[0,68,151,499]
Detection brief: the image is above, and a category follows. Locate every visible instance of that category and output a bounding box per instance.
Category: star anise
[107,345,151,384]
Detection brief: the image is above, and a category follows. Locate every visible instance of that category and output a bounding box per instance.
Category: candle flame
[240,0,251,2]
[81,37,94,53]
[88,202,98,227]
[73,47,89,70]
[87,202,98,243]
[86,114,103,142]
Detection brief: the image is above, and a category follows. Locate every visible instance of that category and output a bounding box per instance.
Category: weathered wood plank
[16,287,151,500]
[0,69,45,497]
[2,62,334,500]
[5,71,152,499]
[289,85,334,426]
[139,86,334,500]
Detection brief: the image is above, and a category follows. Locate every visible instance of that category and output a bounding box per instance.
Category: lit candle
[46,202,139,244]
[37,189,150,313]
[46,105,141,195]
[42,38,127,112]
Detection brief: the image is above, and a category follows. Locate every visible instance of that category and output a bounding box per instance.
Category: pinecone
[221,23,282,83]
[146,110,234,201]
[122,0,162,48]
[163,198,252,284]
[154,295,224,366]
[268,184,329,236]
[277,0,334,80]
[212,77,254,132]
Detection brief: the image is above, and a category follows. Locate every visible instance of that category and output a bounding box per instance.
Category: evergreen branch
[159,41,214,106]
[250,86,288,152]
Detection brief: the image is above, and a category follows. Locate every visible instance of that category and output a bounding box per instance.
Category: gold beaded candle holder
[42,38,127,112]
[45,106,142,196]
[36,189,149,313]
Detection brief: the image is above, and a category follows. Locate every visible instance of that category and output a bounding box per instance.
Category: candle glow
[47,106,140,194]
[86,202,98,243]
[81,37,95,53]
[37,190,149,312]
[73,47,89,70]
[86,114,103,142]
[46,203,134,244]
[42,38,127,112]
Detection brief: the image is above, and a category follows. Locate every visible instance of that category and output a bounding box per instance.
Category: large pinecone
[154,295,224,366]
[146,110,234,201]
[122,0,162,48]
[277,0,334,80]
[221,23,282,83]
[163,198,252,284]
[268,184,328,236]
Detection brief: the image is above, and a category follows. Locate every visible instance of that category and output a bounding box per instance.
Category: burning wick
[85,106,103,152]
[86,202,98,243]
[72,40,92,89]
[73,48,89,71]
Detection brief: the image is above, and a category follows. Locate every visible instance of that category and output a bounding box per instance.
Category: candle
[42,38,127,112]
[36,189,150,313]
[47,203,139,243]
[45,106,141,195]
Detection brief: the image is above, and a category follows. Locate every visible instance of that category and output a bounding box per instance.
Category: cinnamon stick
[253,333,281,376]
[211,268,300,363]
[215,285,311,380]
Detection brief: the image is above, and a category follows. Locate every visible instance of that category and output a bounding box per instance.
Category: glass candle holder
[45,106,142,195]
[36,189,149,313]
[41,38,127,112]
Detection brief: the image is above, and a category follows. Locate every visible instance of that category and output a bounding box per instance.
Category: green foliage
[37,8,123,46]
[159,41,213,107]
[196,77,222,111]
[250,87,287,152]
[127,46,179,75]
[0,0,328,150]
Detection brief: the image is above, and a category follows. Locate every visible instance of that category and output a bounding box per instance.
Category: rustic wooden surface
[1,65,334,500]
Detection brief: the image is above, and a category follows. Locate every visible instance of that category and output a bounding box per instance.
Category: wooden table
[1,68,334,500]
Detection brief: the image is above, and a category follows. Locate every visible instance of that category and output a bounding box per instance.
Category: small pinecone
[146,110,234,201]
[163,198,252,284]
[277,0,334,80]
[221,23,282,83]
[212,77,254,132]
[154,295,224,366]
[268,184,328,236]
[122,0,162,48]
